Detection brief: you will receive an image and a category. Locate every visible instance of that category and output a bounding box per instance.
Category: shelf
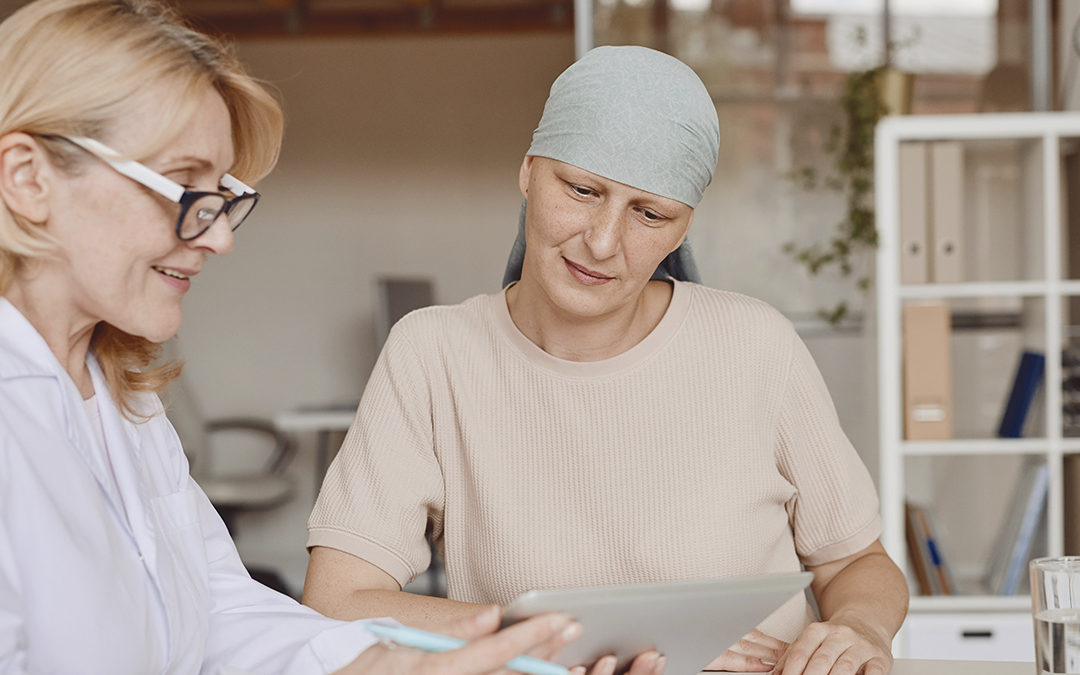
[908,595,1033,614]
[878,111,1080,141]
[899,281,1080,298]
[898,282,1046,299]
[1061,439,1080,453]
[901,439,1049,457]
[877,114,1080,643]
[903,438,1080,456]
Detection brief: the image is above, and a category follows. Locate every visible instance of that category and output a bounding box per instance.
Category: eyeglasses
[58,135,260,241]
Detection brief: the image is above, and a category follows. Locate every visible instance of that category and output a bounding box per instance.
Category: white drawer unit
[900,611,1035,662]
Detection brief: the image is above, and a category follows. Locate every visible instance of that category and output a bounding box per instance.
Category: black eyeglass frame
[173,189,261,241]
[52,134,261,241]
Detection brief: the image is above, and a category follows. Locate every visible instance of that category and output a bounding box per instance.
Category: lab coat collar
[0,299,107,482]
[0,297,69,381]
[0,298,156,555]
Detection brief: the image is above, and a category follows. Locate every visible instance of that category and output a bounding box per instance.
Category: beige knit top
[308,281,881,640]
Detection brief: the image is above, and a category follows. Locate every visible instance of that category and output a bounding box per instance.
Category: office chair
[190,417,296,536]
[374,276,436,346]
[162,345,298,596]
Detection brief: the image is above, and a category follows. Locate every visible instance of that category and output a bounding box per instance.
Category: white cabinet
[901,611,1035,662]
[875,112,1080,659]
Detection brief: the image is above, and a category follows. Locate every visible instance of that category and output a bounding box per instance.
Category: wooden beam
[183,2,572,38]
[256,0,299,9]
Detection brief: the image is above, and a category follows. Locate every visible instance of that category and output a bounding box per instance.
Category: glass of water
[1032,557,1080,674]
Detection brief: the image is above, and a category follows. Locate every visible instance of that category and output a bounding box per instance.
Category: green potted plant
[785,32,913,325]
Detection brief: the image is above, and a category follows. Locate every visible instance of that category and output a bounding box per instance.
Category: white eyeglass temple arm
[219,173,256,197]
[66,136,185,203]
[66,136,255,200]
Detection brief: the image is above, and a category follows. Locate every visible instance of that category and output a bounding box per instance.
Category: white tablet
[502,571,813,675]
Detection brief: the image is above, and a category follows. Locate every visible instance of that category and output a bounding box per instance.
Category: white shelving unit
[876,112,1080,660]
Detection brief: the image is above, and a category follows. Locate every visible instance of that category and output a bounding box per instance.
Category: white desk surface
[711,660,1030,674]
[889,659,1031,674]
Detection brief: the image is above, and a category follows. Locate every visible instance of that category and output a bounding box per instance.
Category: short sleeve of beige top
[308,281,881,641]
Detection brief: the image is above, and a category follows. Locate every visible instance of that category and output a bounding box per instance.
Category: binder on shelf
[905,502,935,595]
[902,302,953,440]
[916,505,955,595]
[928,142,964,284]
[906,502,955,595]
[984,459,1050,595]
[898,142,929,285]
[997,351,1046,438]
[1066,455,1080,555]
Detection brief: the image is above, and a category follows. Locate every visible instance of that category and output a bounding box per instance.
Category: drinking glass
[1032,557,1080,674]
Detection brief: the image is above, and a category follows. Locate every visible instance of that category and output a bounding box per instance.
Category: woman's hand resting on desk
[766,616,892,675]
[335,606,666,675]
[760,540,903,675]
[703,619,891,674]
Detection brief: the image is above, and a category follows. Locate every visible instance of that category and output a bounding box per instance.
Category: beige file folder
[929,142,964,283]
[899,142,930,284]
[903,302,953,440]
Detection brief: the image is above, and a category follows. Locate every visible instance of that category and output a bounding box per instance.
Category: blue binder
[997,351,1046,438]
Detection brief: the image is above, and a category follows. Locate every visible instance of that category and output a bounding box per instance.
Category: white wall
[179,35,575,416]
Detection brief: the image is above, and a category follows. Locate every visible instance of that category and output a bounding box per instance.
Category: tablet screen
[502,572,812,675]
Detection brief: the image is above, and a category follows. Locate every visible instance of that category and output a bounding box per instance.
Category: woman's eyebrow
[159,155,227,174]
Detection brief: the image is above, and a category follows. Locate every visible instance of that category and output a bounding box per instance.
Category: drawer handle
[961,630,994,639]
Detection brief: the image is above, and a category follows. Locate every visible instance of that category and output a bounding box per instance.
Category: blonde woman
[0,1,601,672]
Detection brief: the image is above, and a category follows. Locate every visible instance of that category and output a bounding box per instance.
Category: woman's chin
[124,312,183,344]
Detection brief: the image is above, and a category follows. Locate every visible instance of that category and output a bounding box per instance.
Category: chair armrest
[204,417,295,475]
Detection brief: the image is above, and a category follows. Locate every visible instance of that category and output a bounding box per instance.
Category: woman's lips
[563,258,613,286]
[153,265,194,292]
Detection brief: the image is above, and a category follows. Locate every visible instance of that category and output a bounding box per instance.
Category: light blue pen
[366,622,570,675]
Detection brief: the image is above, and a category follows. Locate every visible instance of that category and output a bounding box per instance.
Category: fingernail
[548,613,571,631]
[561,621,583,642]
[598,655,617,675]
[651,655,666,675]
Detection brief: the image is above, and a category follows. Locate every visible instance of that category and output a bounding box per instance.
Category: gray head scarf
[502,45,720,287]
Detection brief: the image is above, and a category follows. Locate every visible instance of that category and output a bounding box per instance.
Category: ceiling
[176,0,573,37]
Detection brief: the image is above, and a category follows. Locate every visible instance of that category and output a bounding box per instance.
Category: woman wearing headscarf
[304,46,908,675]
[0,0,612,672]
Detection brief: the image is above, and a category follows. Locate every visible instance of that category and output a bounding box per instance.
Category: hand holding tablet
[502,572,813,675]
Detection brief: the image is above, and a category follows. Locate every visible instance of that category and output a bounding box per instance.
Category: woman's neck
[6,276,97,398]
[506,279,674,362]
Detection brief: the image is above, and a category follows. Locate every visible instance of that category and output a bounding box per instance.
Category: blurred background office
[0,0,1074,602]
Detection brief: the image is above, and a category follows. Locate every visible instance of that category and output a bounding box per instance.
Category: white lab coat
[0,298,377,674]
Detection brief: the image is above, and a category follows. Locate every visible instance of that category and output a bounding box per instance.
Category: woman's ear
[0,132,52,224]
[518,155,534,199]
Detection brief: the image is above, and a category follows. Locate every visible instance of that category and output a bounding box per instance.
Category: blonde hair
[0,0,284,418]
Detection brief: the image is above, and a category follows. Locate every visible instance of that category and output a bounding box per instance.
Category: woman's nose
[188,212,235,256]
[583,206,622,260]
